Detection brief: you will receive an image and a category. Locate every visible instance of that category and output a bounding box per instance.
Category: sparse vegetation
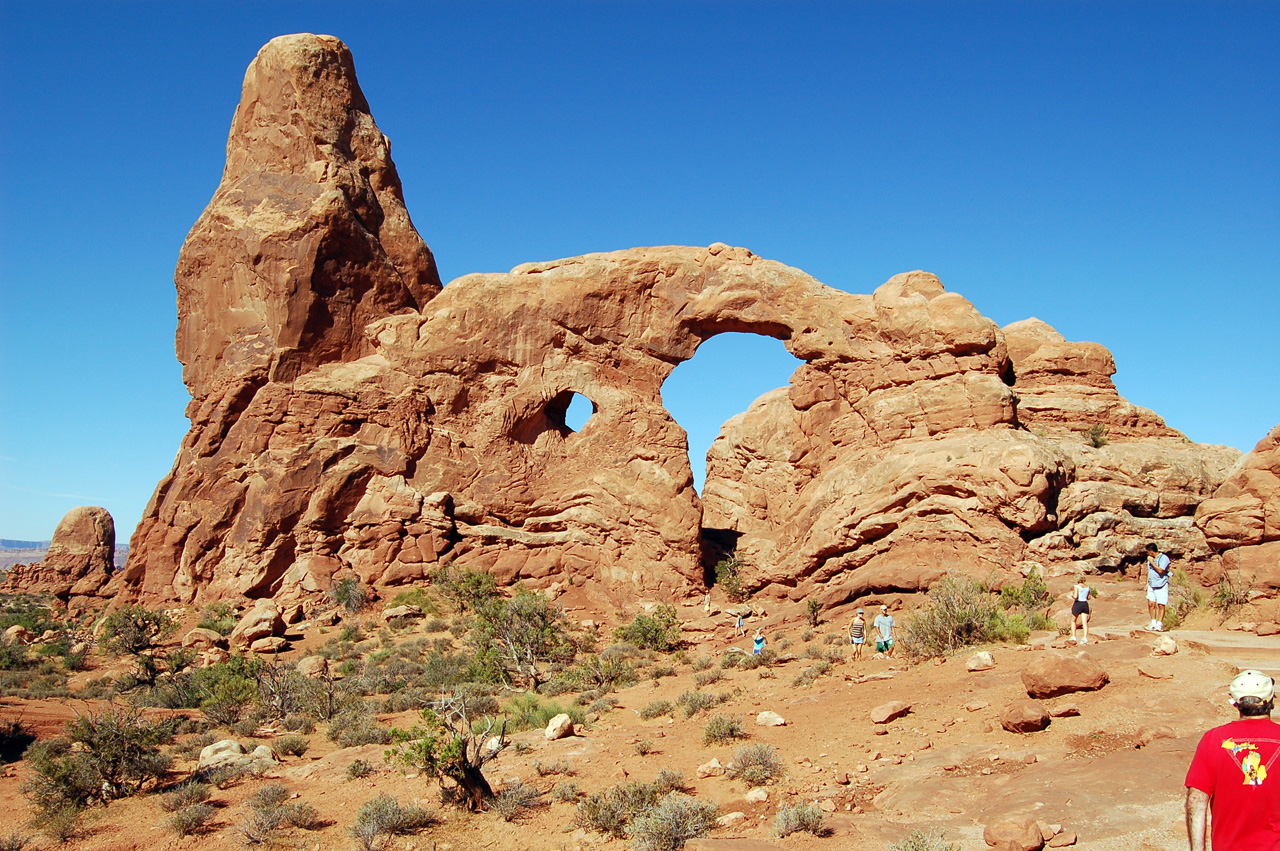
[773,802,826,837]
[628,794,718,851]
[890,829,962,851]
[272,734,309,757]
[197,601,236,636]
[329,576,370,614]
[346,758,374,780]
[805,599,822,626]
[901,576,1042,658]
[575,772,687,839]
[614,605,682,652]
[388,691,507,811]
[349,793,434,851]
[693,668,723,687]
[640,699,673,720]
[1084,423,1108,448]
[491,781,541,822]
[701,714,745,746]
[166,802,215,836]
[713,556,748,602]
[726,742,786,786]
[1210,569,1254,620]
[159,781,211,812]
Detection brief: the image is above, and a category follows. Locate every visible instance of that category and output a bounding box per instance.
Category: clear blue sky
[1,2,1276,543]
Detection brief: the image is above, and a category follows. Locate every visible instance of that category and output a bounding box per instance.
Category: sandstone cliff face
[1196,425,1280,590]
[107,33,1268,609]
[0,506,114,609]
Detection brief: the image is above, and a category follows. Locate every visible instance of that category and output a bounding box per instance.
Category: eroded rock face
[108,33,1265,610]
[1,506,114,608]
[1196,424,1280,590]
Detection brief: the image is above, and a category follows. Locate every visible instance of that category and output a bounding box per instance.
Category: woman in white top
[1070,576,1092,645]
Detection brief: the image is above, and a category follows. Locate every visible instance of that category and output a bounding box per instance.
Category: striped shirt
[849,619,865,641]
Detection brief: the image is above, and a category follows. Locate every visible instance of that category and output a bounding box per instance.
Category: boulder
[0,506,115,607]
[1048,703,1079,718]
[4,625,32,644]
[697,758,724,778]
[250,636,288,654]
[983,816,1046,851]
[199,648,230,667]
[196,739,277,773]
[756,711,786,727]
[544,713,574,741]
[744,788,768,803]
[296,655,329,678]
[1047,830,1078,847]
[383,604,422,620]
[1135,724,1176,748]
[1021,652,1109,698]
[1001,700,1050,733]
[229,600,285,650]
[182,627,226,650]
[870,701,912,724]
[967,651,996,671]
[1152,636,1178,656]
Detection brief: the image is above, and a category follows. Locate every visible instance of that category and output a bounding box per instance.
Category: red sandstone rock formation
[106,33,1265,610]
[1,506,115,608]
[1196,424,1280,590]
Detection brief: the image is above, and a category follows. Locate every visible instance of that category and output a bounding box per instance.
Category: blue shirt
[1148,553,1171,589]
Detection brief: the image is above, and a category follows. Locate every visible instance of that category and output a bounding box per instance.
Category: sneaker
[1080,638,1088,645]
[1153,623,1163,631]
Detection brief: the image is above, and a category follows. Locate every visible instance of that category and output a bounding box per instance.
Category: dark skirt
[1071,600,1091,617]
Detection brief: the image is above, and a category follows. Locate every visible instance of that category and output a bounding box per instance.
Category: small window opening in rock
[661,333,802,495]
[564,392,594,432]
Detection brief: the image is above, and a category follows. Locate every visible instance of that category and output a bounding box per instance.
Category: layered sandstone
[105,33,1264,610]
[0,506,115,608]
[1195,425,1280,590]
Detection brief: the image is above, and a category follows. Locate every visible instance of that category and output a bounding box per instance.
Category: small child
[849,608,866,661]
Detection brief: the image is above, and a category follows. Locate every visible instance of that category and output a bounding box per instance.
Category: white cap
[1230,670,1275,702]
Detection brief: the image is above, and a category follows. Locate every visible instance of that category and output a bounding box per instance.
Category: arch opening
[511,390,597,445]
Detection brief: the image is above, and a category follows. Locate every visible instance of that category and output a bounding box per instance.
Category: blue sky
[1,1,1276,543]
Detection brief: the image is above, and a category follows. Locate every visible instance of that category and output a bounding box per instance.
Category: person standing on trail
[752,628,765,655]
[1184,670,1280,851]
[1069,576,1092,645]
[1145,543,1171,631]
[849,608,866,661]
[872,605,895,657]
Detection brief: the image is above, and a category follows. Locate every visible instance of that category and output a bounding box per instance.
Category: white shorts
[1147,586,1169,605]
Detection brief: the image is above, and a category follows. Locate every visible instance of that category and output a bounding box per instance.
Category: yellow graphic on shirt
[1221,739,1268,786]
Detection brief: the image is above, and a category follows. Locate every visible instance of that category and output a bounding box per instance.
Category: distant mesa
[34,33,1271,611]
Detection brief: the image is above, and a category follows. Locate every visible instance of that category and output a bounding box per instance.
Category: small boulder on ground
[744,788,768,803]
[229,599,285,650]
[1001,700,1051,733]
[182,627,226,650]
[1258,623,1280,637]
[968,651,996,671]
[870,701,912,724]
[1021,652,1108,698]
[697,758,724,778]
[1152,636,1178,656]
[296,655,329,678]
[756,711,786,727]
[1048,703,1079,718]
[250,636,288,654]
[984,816,1046,850]
[383,604,422,621]
[197,740,280,773]
[545,713,574,741]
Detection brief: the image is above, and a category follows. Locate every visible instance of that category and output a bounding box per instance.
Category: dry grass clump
[773,802,826,837]
[726,743,785,786]
[701,714,745,746]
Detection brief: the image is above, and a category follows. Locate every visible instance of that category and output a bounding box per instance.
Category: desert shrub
[99,605,176,658]
[230,718,259,738]
[491,781,541,822]
[272,734,309,757]
[23,706,173,814]
[503,693,586,732]
[34,803,82,844]
[534,759,574,777]
[890,829,961,851]
[346,758,374,780]
[702,714,745,746]
[0,719,36,763]
[423,617,448,633]
[197,602,236,636]
[639,700,673,720]
[327,708,391,748]
[719,652,742,670]
[237,804,285,845]
[791,660,830,688]
[166,802,214,836]
[430,565,499,613]
[1211,570,1254,619]
[713,556,747,602]
[805,599,822,627]
[727,742,785,786]
[1169,569,1204,626]
[0,831,29,851]
[0,635,31,672]
[562,653,637,693]
[738,647,776,670]
[634,739,655,756]
[690,655,713,672]
[677,690,735,719]
[576,782,657,838]
[649,664,676,680]
[282,714,315,734]
[388,587,440,615]
[191,657,261,726]
[550,781,580,803]
[901,577,1023,658]
[614,605,681,652]
[350,793,434,851]
[628,793,718,851]
[159,781,210,812]
[1000,567,1051,611]
[470,589,576,689]
[1083,423,1108,448]
[693,669,723,687]
[773,801,826,837]
[329,577,369,614]
[281,801,319,829]
[248,782,291,811]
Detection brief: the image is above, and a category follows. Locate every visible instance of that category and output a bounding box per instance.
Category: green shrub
[281,801,319,829]
[248,782,290,811]
[890,829,961,851]
[614,605,681,652]
[713,556,748,602]
[1000,567,1051,611]
[166,802,214,836]
[272,734,309,757]
[282,714,315,734]
[690,655,713,672]
[0,831,29,851]
[635,739,655,756]
[197,602,236,636]
[346,758,374,780]
[1083,424,1108,448]
[99,606,176,658]
[327,709,391,748]
[329,577,369,614]
[430,565,499,613]
[628,793,718,851]
[902,577,1027,658]
[388,588,440,615]
[676,690,733,719]
[805,599,822,627]
[701,714,745,746]
[1211,570,1254,619]
[773,802,826,837]
[693,669,722,687]
[237,804,285,845]
[727,742,785,786]
[639,700,673,720]
[550,781,580,803]
[503,694,586,732]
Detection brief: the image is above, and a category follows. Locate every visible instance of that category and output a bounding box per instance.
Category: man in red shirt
[1185,669,1280,850]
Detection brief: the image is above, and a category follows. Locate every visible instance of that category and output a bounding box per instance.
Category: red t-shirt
[1185,718,1280,850]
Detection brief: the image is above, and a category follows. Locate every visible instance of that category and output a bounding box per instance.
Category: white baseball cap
[1230,670,1275,702]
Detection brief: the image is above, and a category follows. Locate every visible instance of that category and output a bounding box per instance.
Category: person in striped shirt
[849,608,866,661]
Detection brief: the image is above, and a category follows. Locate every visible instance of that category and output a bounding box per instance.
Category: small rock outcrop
[1196,423,1280,591]
[0,506,115,608]
[229,599,285,650]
